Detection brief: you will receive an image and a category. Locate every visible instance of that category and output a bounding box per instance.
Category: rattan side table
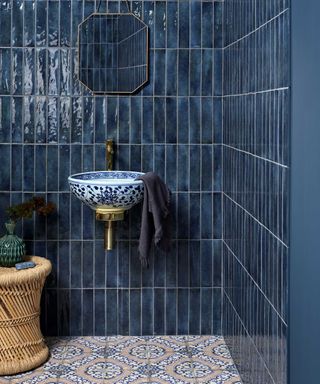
[0,256,51,375]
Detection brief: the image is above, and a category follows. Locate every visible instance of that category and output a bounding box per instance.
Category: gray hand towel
[137,172,172,267]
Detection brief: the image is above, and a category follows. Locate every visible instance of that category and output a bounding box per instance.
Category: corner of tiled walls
[0,0,224,337]
[222,1,290,383]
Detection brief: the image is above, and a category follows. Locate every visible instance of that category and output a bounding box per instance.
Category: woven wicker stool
[0,256,51,375]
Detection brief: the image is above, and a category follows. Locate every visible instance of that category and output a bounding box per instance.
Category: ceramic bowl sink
[68,171,144,211]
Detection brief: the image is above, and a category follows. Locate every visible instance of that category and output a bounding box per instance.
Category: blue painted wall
[222,1,290,383]
[290,1,320,382]
[0,0,223,336]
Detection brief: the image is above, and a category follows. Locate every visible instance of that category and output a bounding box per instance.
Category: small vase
[0,222,26,267]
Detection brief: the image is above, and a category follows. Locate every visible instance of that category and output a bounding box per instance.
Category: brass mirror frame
[77,12,149,95]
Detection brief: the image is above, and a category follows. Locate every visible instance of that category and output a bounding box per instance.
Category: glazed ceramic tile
[2,336,242,384]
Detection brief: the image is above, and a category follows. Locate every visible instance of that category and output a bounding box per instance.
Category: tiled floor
[1,336,242,384]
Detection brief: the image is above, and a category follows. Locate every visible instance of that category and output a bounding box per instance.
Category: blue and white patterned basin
[68,171,144,210]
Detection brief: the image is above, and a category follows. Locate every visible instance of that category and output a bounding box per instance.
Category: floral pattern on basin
[68,171,144,210]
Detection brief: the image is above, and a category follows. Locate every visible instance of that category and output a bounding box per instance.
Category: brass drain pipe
[96,208,125,251]
[96,139,126,251]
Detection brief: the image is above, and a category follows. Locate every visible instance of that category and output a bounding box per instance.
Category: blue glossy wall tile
[222,1,290,383]
[0,0,223,337]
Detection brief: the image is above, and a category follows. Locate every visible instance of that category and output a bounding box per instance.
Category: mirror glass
[78,13,148,94]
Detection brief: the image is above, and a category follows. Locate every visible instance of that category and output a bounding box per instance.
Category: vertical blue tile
[177,98,189,143]
[0,97,11,142]
[154,50,166,96]
[48,0,59,47]
[60,1,71,47]
[82,242,94,288]
[130,289,141,336]
[47,241,58,288]
[166,288,177,334]
[166,243,177,288]
[58,193,70,240]
[0,145,10,190]
[94,241,106,288]
[95,289,106,336]
[130,97,142,144]
[60,97,71,143]
[119,97,130,143]
[36,0,47,46]
[36,50,47,95]
[106,289,118,335]
[59,145,70,191]
[11,145,22,191]
[154,98,165,143]
[24,0,35,47]
[23,96,35,142]
[155,2,166,48]
[23,145,34,191]
[191,1,201,48]
[71,0,83,47]
[119,289,129,335]
[178,289,189,334]
[165,145,177,191]
[189,289,200,334]
[214,1,223,48]
[166,50,177,96]
[189,98,200,143]
[154,289,165,335]
[154,245,166,287]
[190,146,200,191]
[71,241,81,288]
[177,145,189,191]
[48,97,59,143]
[167,2,178,48]
[202,50,213,96]
[60,49,71,96]
[107,250,118,288]
[190,241,200,287]
[106,97,118,140]
[189,193,200,239]
[178,2,189,48]
[83,290,94,335]
[202,193,213,239]
[118,242,129,288]
[142,97,153,144]
[12,0,23,47]
[0,50,11,95]
[178,50,189,96]
[144,1,154,49]
[47,145,58,191]
[190,50,201,96]
[214,50,222,96]
[45,290,58,336]
[202,2,213,48]
[58,241,70,288]
[178,241,189,287]
[35,145,46,191]
[212,288,221,334]
[142,288,153,335]
[12,50,23,95]
[201,288,212,334]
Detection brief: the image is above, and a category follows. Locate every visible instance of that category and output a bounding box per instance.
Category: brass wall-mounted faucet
[95,139,123,251]
[106,139,114,171]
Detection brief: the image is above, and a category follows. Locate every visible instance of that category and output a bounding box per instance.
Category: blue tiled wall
[0,0,223,336]
[222,1,290,383]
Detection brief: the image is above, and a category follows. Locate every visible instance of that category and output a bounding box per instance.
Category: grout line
[223,143,289,168]
[224,292,277,384]
[224,9,289,49]
[223,192,288,248]
[222,86,289,98]
[224,240,287,326]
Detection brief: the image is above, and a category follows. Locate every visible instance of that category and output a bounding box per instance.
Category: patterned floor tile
[1,336,242,384]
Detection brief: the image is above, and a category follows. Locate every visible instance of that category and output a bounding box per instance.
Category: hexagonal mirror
[78,13,149,94]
